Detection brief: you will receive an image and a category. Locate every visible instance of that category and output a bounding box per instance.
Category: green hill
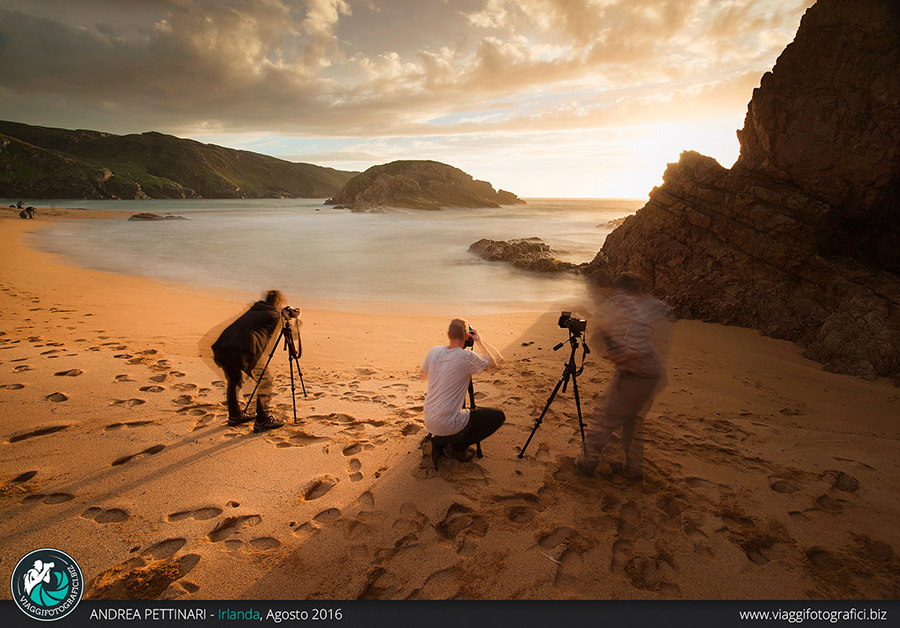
[0,120,356,200]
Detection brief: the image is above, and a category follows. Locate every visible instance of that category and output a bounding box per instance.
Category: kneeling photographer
[419,318,505,462]
[212,290,300,433]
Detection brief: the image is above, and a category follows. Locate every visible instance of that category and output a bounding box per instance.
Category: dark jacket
[212,301,280,375]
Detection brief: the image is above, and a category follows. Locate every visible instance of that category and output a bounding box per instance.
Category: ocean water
[22,198,644,312]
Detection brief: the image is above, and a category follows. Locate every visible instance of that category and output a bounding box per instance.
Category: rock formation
[586,0,900,380]
[0,121,356,200]
[128,213,187,221]
[327,160,526,211]
[469,238,580,272]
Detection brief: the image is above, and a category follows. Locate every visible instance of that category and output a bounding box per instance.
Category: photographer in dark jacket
[212,290,293,432]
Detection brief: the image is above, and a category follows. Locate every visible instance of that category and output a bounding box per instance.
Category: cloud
[0,0,813,142]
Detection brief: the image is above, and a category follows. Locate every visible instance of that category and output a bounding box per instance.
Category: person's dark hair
[612,271,646,294]
[264,290,285,306]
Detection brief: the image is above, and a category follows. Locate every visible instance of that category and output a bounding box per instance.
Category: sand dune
[1,207,898,601]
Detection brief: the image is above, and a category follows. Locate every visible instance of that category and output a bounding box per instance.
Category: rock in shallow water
[469,238,581,273]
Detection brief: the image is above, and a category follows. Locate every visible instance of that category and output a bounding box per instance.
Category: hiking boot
[253,414,285,433]
[227,411,255,426]
[443,445,475,462]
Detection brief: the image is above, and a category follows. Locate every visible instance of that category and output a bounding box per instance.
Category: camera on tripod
[464,325,476,348]
[281,306,300,320]
[558,311,587,334]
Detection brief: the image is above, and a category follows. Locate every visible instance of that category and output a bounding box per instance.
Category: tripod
[461,377,484,459]
[243,317,307,424]
[518,330,589,458]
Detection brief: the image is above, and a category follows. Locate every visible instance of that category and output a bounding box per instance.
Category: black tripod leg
[243,327,284,415]
[466,379,483,459]
[297,360,307,397]
[288,353,298,424]
[518,365,569,458]
[569,363,586,447]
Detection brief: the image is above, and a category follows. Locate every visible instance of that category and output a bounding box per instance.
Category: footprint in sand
[347,458,363,482]
[167,507,223,522]
[10,471,38,483]
[139,386,165,393]
[538,526,575,550]
[88,551,199,600]
[47,392,68,402]
[313,508,342,524]
[82,506,130,524]
[342,443,363,456]
[494,493,543,523]
[436,504,488,541]
[826,471,860,493]
[813,494,845,513]
[105,420,155,431]
[301,475,339,501]
[114,374,136,383]
[13,365,35,372]
[288,432,331,447]
[143,538,187,560]
[770,479,800,494]
[111,444,166,467]
[53,369,83,377]
[9,425,70,443]
[247,537,282,551]
[401,423,422,436]
[391,503,428,534]
[111,398,146,407]
[1,383,25,390]
[23,493,75,505]
[208,515,262,542]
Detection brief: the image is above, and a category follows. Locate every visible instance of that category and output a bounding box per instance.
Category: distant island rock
[128,213,187,221]
[469,238,581,272]
[326,160,526,211]
[0,121,357,200]
[586,0,900,380]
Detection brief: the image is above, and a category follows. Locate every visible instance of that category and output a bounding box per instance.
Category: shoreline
[1,206,898,601]
[9,203,596,318]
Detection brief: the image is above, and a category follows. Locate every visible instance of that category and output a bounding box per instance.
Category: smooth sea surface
[19,198,644,313]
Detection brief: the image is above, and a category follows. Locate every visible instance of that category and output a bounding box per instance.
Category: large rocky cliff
[327,160,525,211]
[587,0,900,380]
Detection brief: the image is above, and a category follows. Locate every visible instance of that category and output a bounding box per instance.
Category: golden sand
[1,206,898,600]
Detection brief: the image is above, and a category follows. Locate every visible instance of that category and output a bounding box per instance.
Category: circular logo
[11,548,83,621]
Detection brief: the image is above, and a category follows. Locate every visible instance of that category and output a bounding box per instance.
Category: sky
[0,0,815,198]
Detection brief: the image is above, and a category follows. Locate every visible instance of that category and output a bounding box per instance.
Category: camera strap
[574,338,590,377]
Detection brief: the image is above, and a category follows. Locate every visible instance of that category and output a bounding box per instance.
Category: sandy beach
[1,207,898,601]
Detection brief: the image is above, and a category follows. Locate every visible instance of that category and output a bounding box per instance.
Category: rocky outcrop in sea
[586,0,900,380]
[469,238,581,272]
[327,160,526,211]
[128,213,187,221]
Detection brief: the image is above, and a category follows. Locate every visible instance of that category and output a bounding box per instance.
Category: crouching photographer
[419,318,505,462]
[212,290,300,433]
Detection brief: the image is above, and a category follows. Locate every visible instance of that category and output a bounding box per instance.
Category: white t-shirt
[421,346,488,436]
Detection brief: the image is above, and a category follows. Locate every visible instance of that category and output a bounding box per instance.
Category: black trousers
[434,408,506,451]
[221,362,272,418]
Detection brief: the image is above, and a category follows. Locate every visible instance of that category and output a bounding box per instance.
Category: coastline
[1,207,898,600]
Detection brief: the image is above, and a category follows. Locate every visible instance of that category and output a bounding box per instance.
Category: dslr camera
[281,305,300,320]
[464,325,476,348]
[558,311,587,334]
